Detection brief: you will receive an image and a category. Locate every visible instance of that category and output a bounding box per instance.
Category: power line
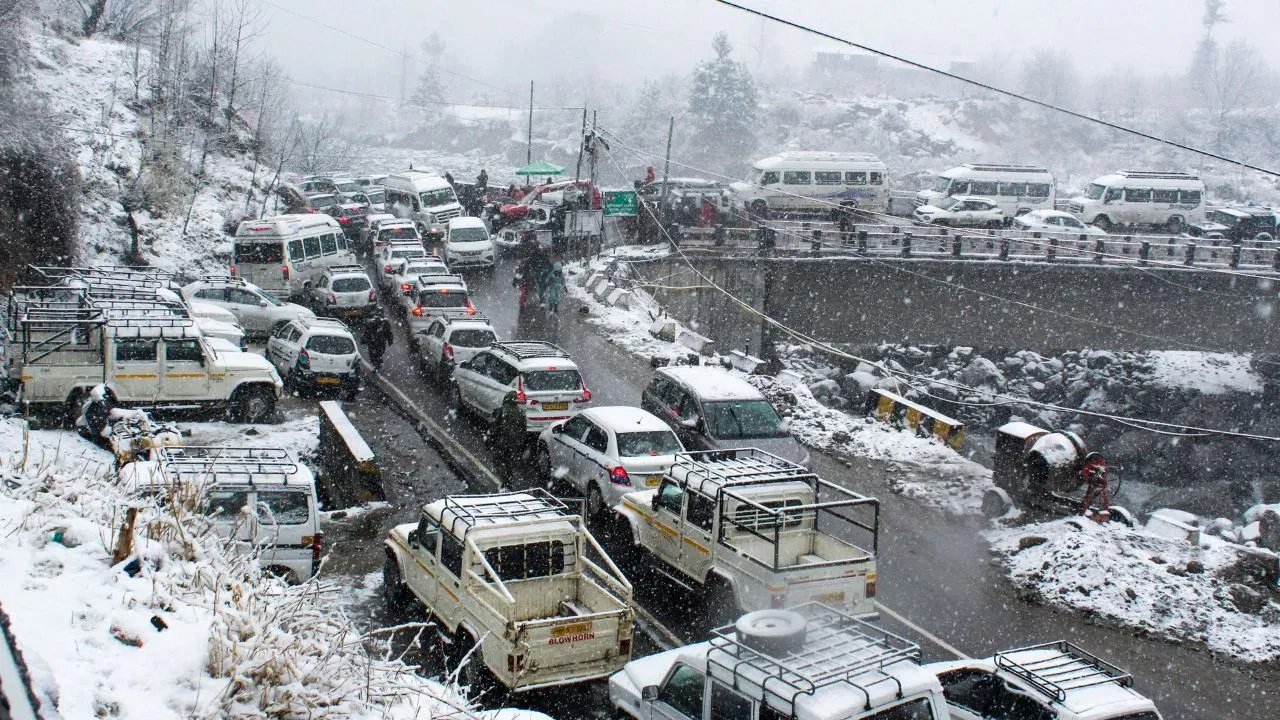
[709,0,1280,181]
[283,77,582,111]
[597,141,1280,442]
[254,0,515,99]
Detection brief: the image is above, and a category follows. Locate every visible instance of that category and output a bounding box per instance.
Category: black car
[1187,207,1277,242]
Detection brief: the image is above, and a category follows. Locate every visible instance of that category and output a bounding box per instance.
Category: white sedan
[1013,209,1107,235]
[535,406,684,522]
[182,279,314,338]
[914,195,1005,228]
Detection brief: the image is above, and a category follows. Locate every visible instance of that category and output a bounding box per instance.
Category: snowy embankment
[0,418,545,719]
[565,249,991,515]
[988,517,1280,663]
[29,29,260,272]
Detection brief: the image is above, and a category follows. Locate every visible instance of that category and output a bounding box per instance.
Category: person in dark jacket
[362,310,395,370]
[476,169,488,191]
[490,393,528,482]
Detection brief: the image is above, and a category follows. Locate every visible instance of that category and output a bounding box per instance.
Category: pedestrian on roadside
[543,256,565,313]
[444,172,455,187]
[490,392,528,483]
[362,310,395,370]
[699,197,716,228]
[476,168,488,191]
[645,165,656,185]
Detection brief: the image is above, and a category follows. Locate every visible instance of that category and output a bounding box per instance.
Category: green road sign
[603,190,638,217]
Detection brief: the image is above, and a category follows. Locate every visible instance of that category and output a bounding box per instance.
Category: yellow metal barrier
[867,389,965,450]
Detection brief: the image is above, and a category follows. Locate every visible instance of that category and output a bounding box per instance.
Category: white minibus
[1066,170,1206,233]
[233,214,356,300]
[382,169,464,240]
[730,151,889,217]
[916,163,1054,221]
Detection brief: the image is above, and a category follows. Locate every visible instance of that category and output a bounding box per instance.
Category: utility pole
[574,107,587,181]
[526,80,534,166]
[588,110,598,183]
[399,41,408,106]
[659,115,674,221]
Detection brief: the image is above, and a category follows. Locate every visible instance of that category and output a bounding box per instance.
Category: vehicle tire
[1108,505,1136,527]
[1165,216,1185,234]
[750,200,769,220]
[454,630,494,694]
[734,608,807,655]
[981,487,1013,519]
[382,553,413,612]
[705,576,743,629]
[63,389,86,430]
[1094,215,1114,233]
[586,482,609,524]
[232,385,276,423]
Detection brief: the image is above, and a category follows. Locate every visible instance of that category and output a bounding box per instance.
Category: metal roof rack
[491,340,571,361]
[1114,170,1199,180]
[157,446,299,483]
[436,488,570,537]
[440,311,490,324]
[325,264,368,274]
[706,602,920,718]
[671,448,816,496]
[296,315,351,332]
[994,641,1133,704]
[961,163,1050,173]
[415,273,467,287]
[197,274,249,286]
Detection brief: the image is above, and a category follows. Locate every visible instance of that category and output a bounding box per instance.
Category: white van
[233,214,356,300]
[916,163,1054,221]
[121,446,322,584]
[382,169,464,240]
[1066,171,1206,233]
[730,151,888,218]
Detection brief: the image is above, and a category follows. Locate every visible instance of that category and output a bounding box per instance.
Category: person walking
[543,256,565,313]
[490,392,528,483]
[476,169,488,192]
[362,310,394,370]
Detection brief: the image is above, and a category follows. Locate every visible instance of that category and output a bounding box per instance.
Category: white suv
[309,265,377,321]
[415,314,497,383]
[182,276,313,338]
[376,242,427,290]
[388,256,452,309]
[442,216,495,269]
[266,316,361,398]
[451,341,591,431]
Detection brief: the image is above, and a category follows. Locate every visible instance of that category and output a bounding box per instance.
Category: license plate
[645,476,661,487]
[340,308,361,316]
[550,621,593,637]
[812,591,846,604]
[316,376,340,385]
[542,401,568,411]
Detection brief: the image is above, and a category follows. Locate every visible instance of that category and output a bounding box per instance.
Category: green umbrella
[514,160,566,176]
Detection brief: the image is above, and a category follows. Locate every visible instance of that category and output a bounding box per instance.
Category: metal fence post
[714,224,725,247]
[1047,236,1058,262]
[1139,240,1151,265]
[999,237,1010,261]
[668,223,681,247]
[841,229,853,246]
[857,230,868,255]
[1094,237,1105,263]
[902,232,912,258]
[1231,242,1242,269]
[811,229,822,256]
[952,235,962,258]
[756,225,767,251]
[1184,241,1196,266]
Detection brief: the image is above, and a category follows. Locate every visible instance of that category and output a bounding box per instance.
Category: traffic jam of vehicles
[6,160,1230,720]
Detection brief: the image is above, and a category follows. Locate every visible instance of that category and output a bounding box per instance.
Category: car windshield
[309,196,335,208]
[522,369,582,392]
[938,196,961,210]
[420,188,457,207]
[450,328,495,347]
[1085,183,1106,200]
[391,248,425,260]
[234,242,283,264]
[365,190,385,203]
[306,334,355,355]
[932,177,952,193]
[332,277,370,292]
[381,227,418,241]
[703,400,787,439]
[407,264,446,276]
[616,430,682,457]
[450,227,489,243]
[417,290,468,308]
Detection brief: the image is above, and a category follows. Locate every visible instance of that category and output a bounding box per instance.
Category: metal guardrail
[658,219,1280,272]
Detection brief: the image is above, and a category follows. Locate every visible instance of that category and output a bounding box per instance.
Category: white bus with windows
[915,163,1055,222]
[232,214,356,300]
[382,169,465,240]
[1066,171,1206,233]
[730,152,889,218]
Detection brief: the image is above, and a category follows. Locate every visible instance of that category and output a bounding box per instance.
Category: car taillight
[229,265,237,275]
[297,349,310,368]
[400,282,412,291]
[514,377,527,404]
[384,264,392,272]
[442,342,453,360]
[575,387,591,403]
[311,531,324,568]
[337,216,349,224]
[466,300,476,315]
[368,288,378,301]
[281,266,290,280]
[412,306,423,316]
[610,465,631,486]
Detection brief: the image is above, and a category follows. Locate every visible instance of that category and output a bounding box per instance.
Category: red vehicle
[325,203,367,238]
[494,179,602,230]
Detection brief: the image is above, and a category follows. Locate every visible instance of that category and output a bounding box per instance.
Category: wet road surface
[314,252,1275,720]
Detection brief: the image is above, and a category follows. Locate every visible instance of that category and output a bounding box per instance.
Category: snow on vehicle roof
[583,406,671,433]
[447,216,486,230]
[755,151,885,169]
[423,491,576,536]
[986,647,1158,717]
[236,214,340,237]
[659,366,764,401]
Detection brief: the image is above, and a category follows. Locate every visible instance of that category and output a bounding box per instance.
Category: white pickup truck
[615,448,880,620]
[5,290,282,424]
[382,490,635,692]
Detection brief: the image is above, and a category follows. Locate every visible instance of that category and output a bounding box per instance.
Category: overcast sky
[257,0,1279,107]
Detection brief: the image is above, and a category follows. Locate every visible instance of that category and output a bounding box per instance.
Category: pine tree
[409,33,447,123]
[686,32,758,174]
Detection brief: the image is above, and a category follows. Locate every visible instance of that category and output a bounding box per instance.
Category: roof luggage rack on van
[671,448,815,493]
[198,274,250,286]
[993,641,1133,703]
[1115,170,1200,180]
[415,273,466,288]
[962,163,1050,173]
[437,488,570,537]
[439,312,490,325]
[103,312,196,338]
[491,341,571,361]
[157,446,300,482]
[325,264,367,274]
[706,602,921,718]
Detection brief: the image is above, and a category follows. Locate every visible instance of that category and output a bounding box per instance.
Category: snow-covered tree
[685,32,758,175]
[1019,49,1079,108]
[408,32,446,124]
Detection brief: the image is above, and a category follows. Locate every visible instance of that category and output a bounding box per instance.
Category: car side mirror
[641,686,659,702]
[551,424,563,435]
[259,300,268,307]
[650,494,661,511]
[680,415,700,430]
[407,529,419,547]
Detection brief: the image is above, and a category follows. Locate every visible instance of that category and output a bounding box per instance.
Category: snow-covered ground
[988,517,1280,663]
[0,417,550,719]
[566,249,992,515]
